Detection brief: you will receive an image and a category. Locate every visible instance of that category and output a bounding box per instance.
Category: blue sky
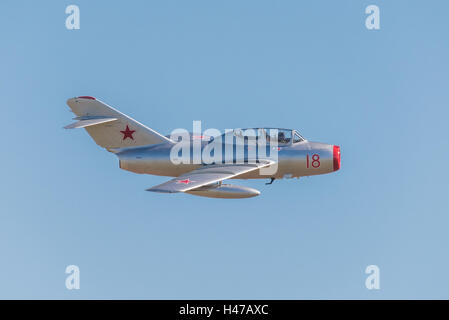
[1,0,449,299]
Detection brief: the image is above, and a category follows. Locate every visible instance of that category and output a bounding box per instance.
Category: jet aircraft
[65,96,340,199]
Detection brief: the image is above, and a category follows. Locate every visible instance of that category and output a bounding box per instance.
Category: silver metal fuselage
[117,140,340,180]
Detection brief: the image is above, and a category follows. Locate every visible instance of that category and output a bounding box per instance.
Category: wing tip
[146,188,179,194]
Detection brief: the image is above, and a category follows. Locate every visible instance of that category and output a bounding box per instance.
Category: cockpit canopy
[167,128,306,145]
[228,128,305,145]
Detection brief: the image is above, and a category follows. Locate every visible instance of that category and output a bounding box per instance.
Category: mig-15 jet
[65,96,340,199]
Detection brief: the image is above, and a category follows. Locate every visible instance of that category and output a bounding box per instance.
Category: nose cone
[333,145,341,171]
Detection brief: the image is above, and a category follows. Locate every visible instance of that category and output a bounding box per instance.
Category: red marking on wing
[177,179,192,184]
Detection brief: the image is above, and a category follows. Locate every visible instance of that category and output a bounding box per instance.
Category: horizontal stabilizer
[64,116,117,129]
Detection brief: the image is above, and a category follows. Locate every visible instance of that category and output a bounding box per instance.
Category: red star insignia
[120,125,136,140]
[176,179,193,184]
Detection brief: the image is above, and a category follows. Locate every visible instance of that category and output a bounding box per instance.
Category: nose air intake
[333,145,341,171]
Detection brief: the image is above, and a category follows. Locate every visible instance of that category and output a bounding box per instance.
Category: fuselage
[117,138,340,180]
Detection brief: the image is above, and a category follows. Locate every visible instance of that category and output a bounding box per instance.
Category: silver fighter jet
[65,96,340,199]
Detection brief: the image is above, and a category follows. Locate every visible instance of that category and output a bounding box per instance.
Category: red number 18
[306,154,320,168]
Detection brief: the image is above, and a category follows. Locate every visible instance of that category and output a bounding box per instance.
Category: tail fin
[65,96,172,150]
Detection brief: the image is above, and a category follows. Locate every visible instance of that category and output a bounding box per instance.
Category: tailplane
[65,96,172,150]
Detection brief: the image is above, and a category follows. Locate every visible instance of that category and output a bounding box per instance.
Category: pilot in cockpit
[278,131,286,144]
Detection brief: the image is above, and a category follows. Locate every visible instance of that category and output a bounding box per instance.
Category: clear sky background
[1,0,448,299]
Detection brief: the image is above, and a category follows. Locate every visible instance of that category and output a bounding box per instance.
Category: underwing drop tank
[186,184,260,199]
